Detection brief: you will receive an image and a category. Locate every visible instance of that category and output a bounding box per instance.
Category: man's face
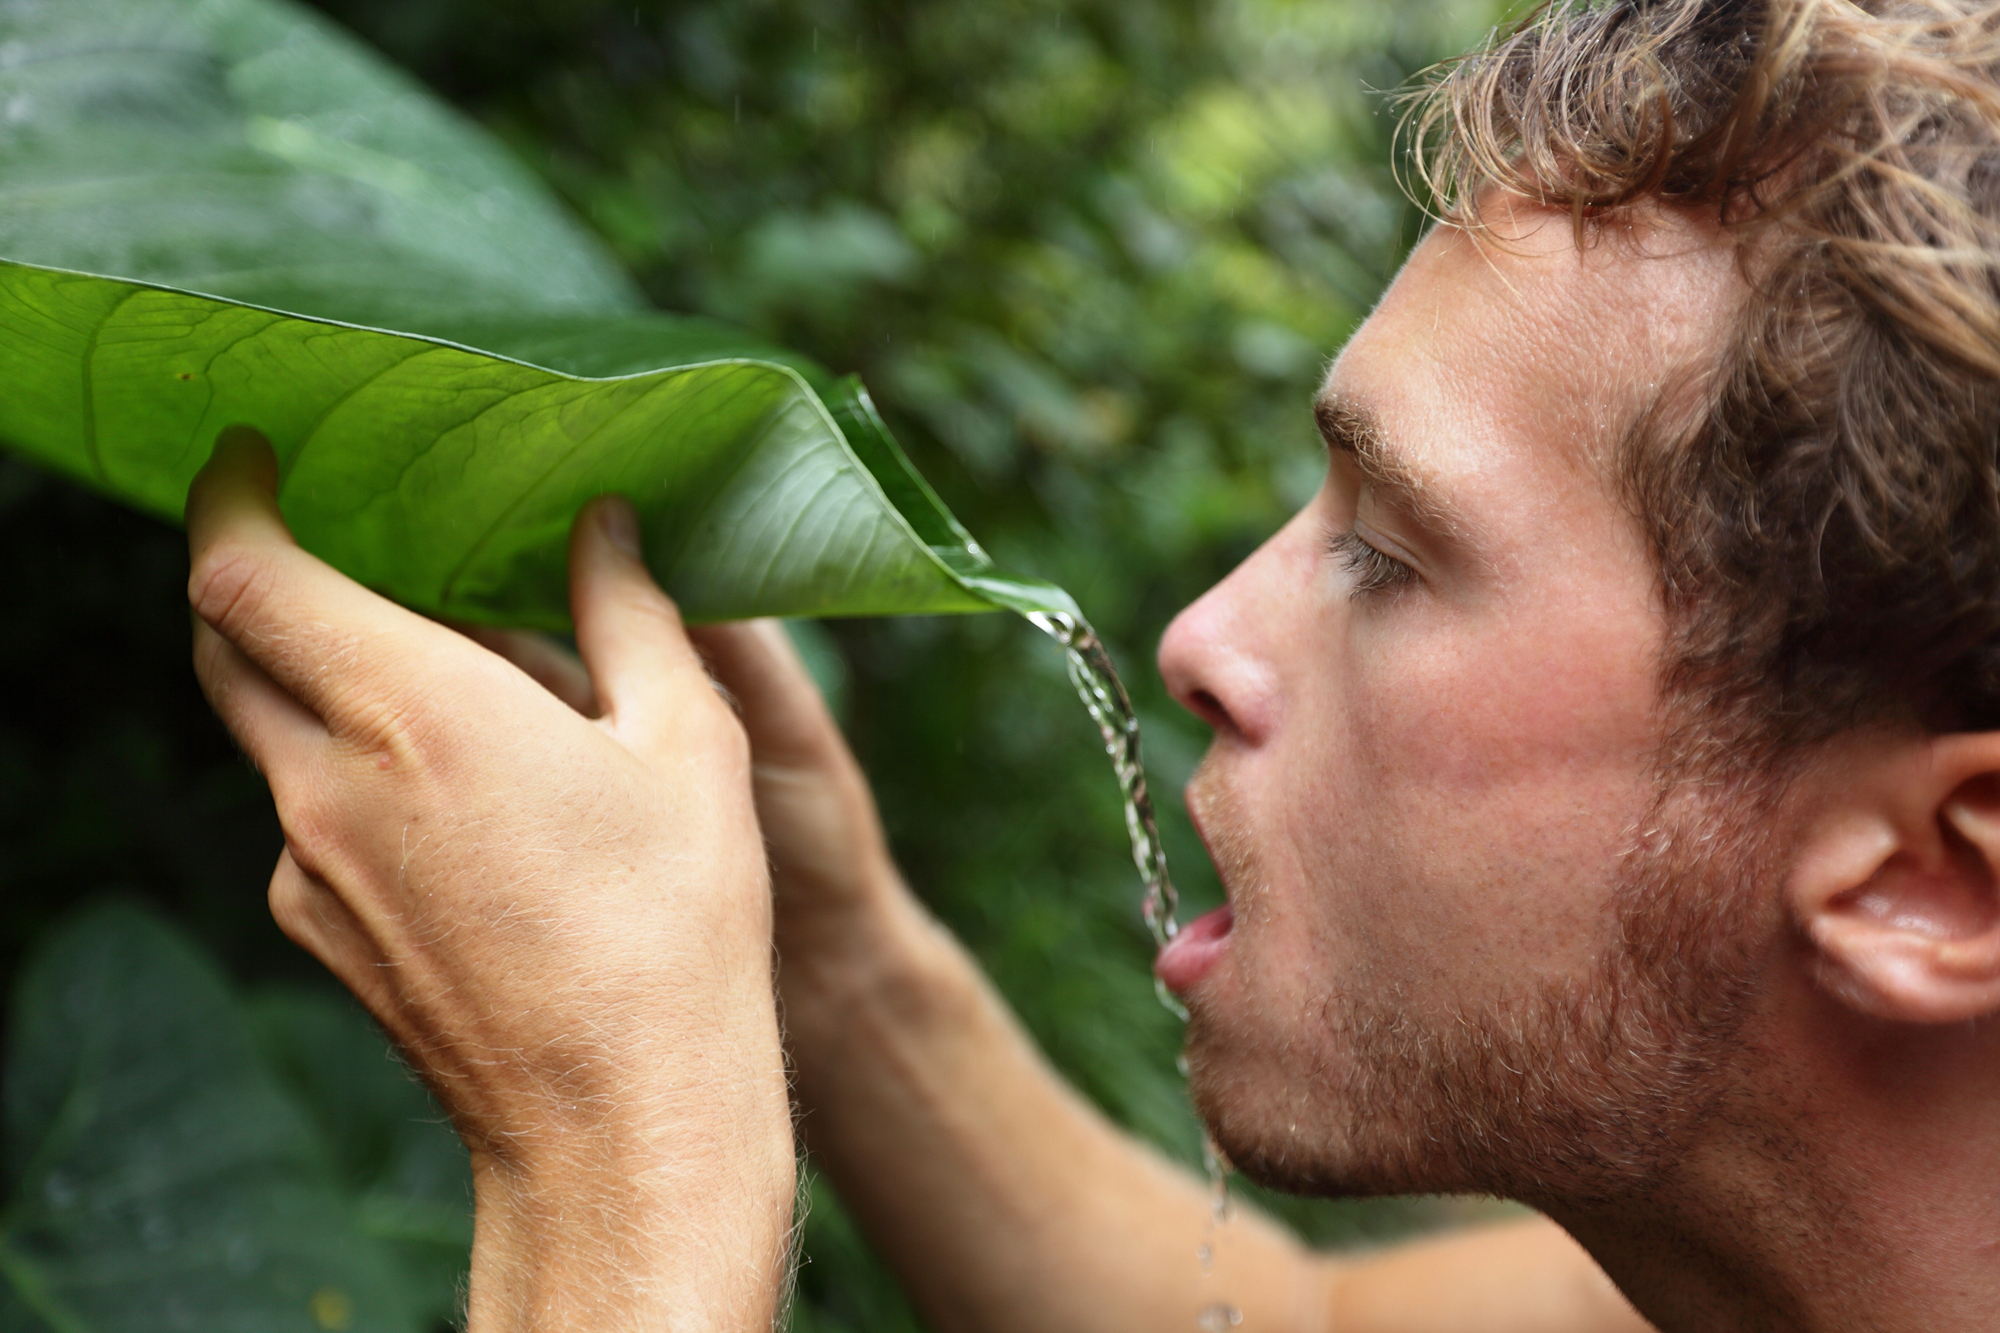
[1156,200,1766,1203]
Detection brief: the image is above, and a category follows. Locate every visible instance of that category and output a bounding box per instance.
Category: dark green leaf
[1,902,436,1333]
[249,989,471,1328]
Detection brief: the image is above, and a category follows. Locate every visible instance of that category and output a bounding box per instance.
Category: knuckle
[615,578,686,639]
[693,689,753,766]
[319,642,447,776]
[335,689,429,773]
[267,865,327,949]
[271,782,344,882]
[188,541,274,639]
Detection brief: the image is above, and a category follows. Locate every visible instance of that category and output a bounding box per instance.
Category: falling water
[1028,609,1185,1020]
[1029,608,1234,1328]
[1027,611,1178,944]
[1196,1130,1239,1330]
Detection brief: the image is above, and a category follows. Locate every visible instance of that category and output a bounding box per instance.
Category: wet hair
[1406,0,2000,760]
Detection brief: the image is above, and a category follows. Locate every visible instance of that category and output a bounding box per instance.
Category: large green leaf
[0,903,450,1333]
[0,0,1076,627]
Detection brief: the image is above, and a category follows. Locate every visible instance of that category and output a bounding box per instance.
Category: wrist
[777,876,998,1129]
[778,869,958,1020]
[465,1085,797,1332]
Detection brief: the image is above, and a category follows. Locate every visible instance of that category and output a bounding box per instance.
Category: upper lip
[1181,774,1230,903]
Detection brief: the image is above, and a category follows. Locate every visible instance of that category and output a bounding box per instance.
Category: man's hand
[186,427,795,1333]
[473,614,912,1024]
[685,622,908,992]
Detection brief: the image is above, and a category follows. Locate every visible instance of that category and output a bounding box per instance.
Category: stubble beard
[1183,765,1780,1210]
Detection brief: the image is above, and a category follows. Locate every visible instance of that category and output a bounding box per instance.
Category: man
[181,0,2000,1328]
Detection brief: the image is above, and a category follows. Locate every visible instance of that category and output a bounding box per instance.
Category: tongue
[1154,904,1233,996]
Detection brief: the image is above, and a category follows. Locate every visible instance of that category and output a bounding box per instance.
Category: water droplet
[1202,1131,1234,1224]
[1198,1302,1243,1331]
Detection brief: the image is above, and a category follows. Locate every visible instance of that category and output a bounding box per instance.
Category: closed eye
[1329,528,1416,597]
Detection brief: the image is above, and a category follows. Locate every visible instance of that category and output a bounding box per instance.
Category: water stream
[1028,609,1236,1327]
[1026,611,1180,947]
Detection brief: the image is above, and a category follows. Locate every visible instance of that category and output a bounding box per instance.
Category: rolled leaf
[0,0,1076,627]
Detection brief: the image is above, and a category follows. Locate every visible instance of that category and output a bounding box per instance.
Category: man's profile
[179,0,2000,1328]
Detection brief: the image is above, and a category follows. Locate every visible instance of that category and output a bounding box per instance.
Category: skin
[1155,200,1753,1203]
[185,195,2000,1332]
[186,441,794,1332]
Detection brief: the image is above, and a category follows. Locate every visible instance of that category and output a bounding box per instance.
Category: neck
[1552,987,2000,1332]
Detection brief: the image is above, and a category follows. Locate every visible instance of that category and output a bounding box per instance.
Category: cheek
[1280,601,1662,992]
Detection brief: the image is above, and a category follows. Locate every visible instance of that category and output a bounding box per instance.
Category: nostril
[1186,687,1228,730]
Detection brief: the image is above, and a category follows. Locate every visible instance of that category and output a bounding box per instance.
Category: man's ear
[1792,732,2000,1024]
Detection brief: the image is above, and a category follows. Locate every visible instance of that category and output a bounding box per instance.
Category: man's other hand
[185,426,794,1333]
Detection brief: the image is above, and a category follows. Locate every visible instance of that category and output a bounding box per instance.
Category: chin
[1172,754,1791,1211]
[1179,901,1767,1207]
[1181,996,1467,1199]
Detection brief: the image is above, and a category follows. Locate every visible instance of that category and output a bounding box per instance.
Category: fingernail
[597,495,641,556]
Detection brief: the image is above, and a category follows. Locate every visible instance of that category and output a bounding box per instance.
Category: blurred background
[0,0,1513,1326]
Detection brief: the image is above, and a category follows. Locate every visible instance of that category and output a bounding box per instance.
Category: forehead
[1322,200,1744,533]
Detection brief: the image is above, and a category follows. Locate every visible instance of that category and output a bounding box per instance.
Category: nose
[1157,591,1232,732]
[1158,512,1310,746]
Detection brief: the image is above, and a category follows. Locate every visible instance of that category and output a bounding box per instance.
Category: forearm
[1328,1219,1652,1333]
[782,885,1319,1333]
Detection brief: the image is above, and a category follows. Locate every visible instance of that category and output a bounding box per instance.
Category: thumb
[185,424,287,562]
[689,620,851,771]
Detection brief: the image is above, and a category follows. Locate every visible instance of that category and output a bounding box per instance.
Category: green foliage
[1,902,467,1332]
[0,0,1516,1327]
[0,0,1069,627]
[2,261,1066,627]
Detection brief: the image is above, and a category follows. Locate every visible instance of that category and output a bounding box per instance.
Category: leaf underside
[0,0,1077,629]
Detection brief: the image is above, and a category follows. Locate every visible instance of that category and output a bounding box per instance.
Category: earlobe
[1794,737,2000,1025]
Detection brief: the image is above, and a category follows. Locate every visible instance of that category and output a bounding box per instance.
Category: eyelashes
[1329,528,1416,597]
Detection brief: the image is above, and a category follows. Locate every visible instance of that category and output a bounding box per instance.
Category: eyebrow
[1312,393,1464,540]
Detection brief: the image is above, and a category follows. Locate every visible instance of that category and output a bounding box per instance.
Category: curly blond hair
[1408,0,2000,756]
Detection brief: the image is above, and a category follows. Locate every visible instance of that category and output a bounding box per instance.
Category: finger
[689,620,848,767]
[192,615,326,781]
[185,426,456,727]
[458,624,599,716]
[567,496,723,745]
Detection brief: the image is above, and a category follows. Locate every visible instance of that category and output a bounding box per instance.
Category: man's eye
[1329,529,1415,597]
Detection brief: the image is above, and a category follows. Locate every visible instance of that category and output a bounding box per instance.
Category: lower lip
[1155,904,1234,995]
